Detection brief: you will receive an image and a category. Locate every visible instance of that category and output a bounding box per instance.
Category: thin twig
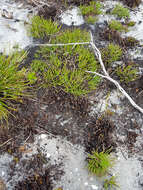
[0,138,13,148]
[31,42,90,47]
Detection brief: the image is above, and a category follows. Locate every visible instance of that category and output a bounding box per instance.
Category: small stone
[91,185,98,190]
[40,134,47,139]
[47,153,51,158]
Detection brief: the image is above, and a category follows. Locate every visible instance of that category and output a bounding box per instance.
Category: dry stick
[0,138,13,148]
[88,31,143,114]
[31,42,90,47]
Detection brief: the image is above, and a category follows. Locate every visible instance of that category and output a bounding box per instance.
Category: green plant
[111,4,130,18]
[80,1,102,16]
[31,42,100,96]
[103,176,119,190]
[116,64,138,83]
[0,51,34,120]
[86,16,98,24]
[52,28,90,43]
[109,20,128,32]
[30,16,60,40]
[102,43,122,65]
[87,150,115,177]
[124,36,139,47]
[126,21,136,27]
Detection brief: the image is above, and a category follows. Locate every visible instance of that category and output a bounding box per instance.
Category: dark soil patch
[13,152,63,190]
[0,87,116,155]
[84,116,116,153]
[15,165,63,190]
[100,28,139,49]
[120,0,141,8]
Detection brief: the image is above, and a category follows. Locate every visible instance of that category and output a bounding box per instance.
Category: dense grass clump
[30,16,60,40]
[52,28,90,43]
[32,44,100,96]
[80,1,102,16]
[87,150,115,177]
[30,17,100,96]
[102,43,122,65]
[111,4,130,19]
[0,51,35,120]
[116,64,138,83]
[109,20,128,32]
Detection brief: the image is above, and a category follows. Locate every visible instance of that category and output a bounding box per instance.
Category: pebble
[84,182,88,186]
[91,185,98,190]
[46,153,51,158]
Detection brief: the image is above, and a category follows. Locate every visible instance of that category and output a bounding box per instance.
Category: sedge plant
[87,150,115,177]
[0,51,36,121]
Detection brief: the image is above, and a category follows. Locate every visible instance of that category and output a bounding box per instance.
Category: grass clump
[103,176,119,190]
[80,1,102,16]
[86,16,98,24]
[0,51,35,121]
[124,36,139,47]
[109,20,128,32]
[102,43,122,65]
[116,64,138,83]
[111,4,130,19]
[87,150,115,177]
[53,28,90,43]
[31,43,100,96]
[126,21,136,27]
[30,16,60,40]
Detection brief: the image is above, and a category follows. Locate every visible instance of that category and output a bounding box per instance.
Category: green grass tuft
[103,176,119,190]
[86,16,98,24]
[87,150,115,177]
[102,43,122,65]
[30,16,60,40]
[52,28,90,43]
[116,64,138,83]
[32,43,100,96]
[111,4,130,19]
[109,20,128,32]
[0,51,35,121]
[80,1,102,16]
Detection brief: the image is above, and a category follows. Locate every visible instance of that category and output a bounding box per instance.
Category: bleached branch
[30,41,90,47]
